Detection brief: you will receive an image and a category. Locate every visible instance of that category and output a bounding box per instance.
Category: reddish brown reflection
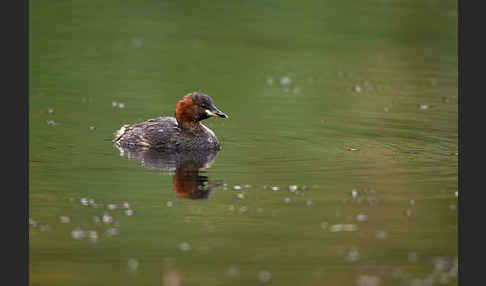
[116,146,221,199]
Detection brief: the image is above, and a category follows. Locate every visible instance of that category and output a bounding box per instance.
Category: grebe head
[176,92,228,129]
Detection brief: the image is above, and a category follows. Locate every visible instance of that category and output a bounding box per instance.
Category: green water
[29,1,458,285]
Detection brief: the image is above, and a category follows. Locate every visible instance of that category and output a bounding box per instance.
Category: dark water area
[30,1,457,285]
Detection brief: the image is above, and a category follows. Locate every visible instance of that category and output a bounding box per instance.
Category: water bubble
[179,241,191,251]
[127,258,139,272]
[123,202,130,208]
[166,201,173,207]
[352,189,358,198]
[271,186,280,191]
[346,247,360,262]
[233,185,242,190]
[405,209,413,217]
[329,224,343,232]
[118,103,125,108]
[131,37,144,48]
[288,185,298,192]
[46,120,57,126]
[89,126,95,131]
[409,200,416,207]
[266,77,274,86]
[105,227,119,237]
[102,213,113,224]
[88,230,99,242]
[107,204,117,210]
[354,85,362,93]
[306,200,314,207]
[349,147,359,151]
[356,275,380,286]
[258,270,272,283]
[280,76,292,85]
[226,265,240,277]
[47,108,55,115]
[376,230,387,240]
[71,228,85,240]
[283,197,291,204]
[356,214,368,222]
[237,193,245,199]
[364,80,375,91]
[434,257,447,272]
[59,216,70,223]
[125,209,134,216]
[112,101,118,107]
[80,198,88,206]
[29,218,37,227]
[455,191,458,198]
[244,184,252,189]
[419,104,429,110]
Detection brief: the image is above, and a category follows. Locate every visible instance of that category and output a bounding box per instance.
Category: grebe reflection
[116,146,222,199]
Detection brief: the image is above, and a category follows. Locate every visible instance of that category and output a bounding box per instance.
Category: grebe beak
[205,106,228,118]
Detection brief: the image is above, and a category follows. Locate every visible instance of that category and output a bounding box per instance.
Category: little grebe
[114,92,228,151]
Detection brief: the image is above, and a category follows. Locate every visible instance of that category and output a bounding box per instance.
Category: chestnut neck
[175,96,201,130]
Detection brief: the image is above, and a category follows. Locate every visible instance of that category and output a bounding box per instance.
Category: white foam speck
[71,228,85,240]
[288,185,298,192]
[258,270,272,283]
[356,214,368,222]
[179,241,191,251]
[280,76,291,85]
[127,258,139,272]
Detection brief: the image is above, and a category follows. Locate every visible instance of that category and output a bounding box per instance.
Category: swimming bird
[114,92,228,151]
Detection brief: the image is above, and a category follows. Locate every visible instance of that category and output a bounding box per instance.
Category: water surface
[30,1,457,285]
